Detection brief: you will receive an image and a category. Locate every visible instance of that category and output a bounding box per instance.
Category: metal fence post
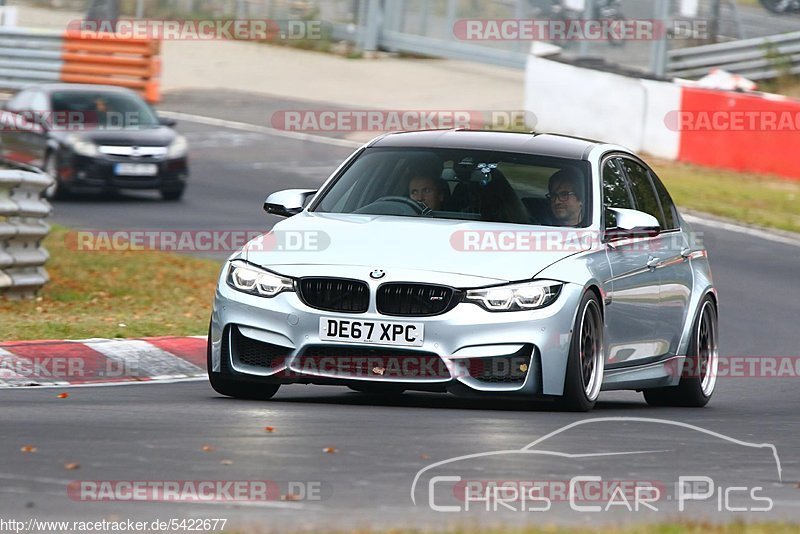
[362,0,383,52]
[650,0,670,78]
[578,0,594,57]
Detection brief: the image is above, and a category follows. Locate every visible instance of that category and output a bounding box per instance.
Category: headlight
[465,280,562,312]
[226,260,294,298]
[67,134,98,157]
[167,135,188,158]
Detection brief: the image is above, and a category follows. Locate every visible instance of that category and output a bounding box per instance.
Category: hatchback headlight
[226,260,294,298]
[465,280,562,312]
[167,135,188,158]
[67,134,98,157]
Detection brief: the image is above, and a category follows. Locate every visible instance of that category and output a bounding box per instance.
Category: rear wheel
[643,297,718,407]
[207,325,280,400]
[557,292,605,412]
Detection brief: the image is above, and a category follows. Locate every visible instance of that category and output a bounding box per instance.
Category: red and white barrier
[525,54,800,179]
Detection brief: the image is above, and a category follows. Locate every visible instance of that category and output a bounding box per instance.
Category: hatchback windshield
[313,148,592,227]
[50,91,160,128]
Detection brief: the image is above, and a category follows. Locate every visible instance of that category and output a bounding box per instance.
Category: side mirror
[264,189,317,217]
[606,208,661,240]
[159,116,177,127]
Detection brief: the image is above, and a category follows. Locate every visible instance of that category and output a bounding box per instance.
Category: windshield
[50,91,160,128]
[313,147,592,227]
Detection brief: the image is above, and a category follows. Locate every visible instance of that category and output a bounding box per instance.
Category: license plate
[114,163,158,176]
[319,318,424,347]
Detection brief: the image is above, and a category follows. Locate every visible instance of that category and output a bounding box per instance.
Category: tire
[557,292,605,412]
[207,325,280,400]
[643,297,718,408]
[348,384,406,396]
[758,0,798,13]
[160,185,185,201]
[43,153,70,200]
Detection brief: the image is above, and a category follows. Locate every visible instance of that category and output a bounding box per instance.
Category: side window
[620,158,666,229]
[649,171,678,230]
[602,157,632,228]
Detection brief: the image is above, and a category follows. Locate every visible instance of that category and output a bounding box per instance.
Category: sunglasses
[547,191,578,202]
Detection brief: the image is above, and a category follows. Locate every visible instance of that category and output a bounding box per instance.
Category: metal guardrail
[0,166,51,299]
[0,27,162,102]
[0,27,64,90]
[668,31,800,81]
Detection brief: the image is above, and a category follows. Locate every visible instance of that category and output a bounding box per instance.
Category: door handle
[646,257,660,270]
[680,247,692,260]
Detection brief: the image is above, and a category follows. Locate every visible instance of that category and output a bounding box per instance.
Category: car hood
[51,126,177,146]
[242,212,590,286]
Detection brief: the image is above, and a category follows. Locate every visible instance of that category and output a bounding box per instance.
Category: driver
[408,173,447,211]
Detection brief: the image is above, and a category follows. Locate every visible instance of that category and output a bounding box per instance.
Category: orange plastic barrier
[59,30,161,103]
[678,87,800,180]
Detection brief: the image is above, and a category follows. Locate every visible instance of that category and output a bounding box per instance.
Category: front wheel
[207,326,280,400]
[160,184,185,201]
[43,153,70,200]
[643,297,718,408]
[557,292,605,412]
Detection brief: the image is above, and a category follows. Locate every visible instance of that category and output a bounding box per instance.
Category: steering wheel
[355,196,431,216]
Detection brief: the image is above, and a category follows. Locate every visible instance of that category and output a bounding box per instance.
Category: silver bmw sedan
[208,130,718,411]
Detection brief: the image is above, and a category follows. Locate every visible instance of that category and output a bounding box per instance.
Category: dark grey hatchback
[0,83,189,200]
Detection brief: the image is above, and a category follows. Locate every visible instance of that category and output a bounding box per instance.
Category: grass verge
[0,226,220,341]
[651,159,800,233]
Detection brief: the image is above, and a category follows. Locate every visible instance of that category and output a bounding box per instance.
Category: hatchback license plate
[319,318,424,347]
[114,163,158,176]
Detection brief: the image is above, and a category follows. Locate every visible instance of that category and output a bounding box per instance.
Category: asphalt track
[2,90,799,530]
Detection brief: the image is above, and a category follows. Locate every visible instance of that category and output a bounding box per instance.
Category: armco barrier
[0,27,161,103]
[525,53,800,179]
[0,167,51,299]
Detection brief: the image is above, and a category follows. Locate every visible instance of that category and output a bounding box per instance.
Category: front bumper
[210,275,584,397]
[56,151,189,191]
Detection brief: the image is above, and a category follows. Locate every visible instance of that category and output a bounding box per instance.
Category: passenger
[547,169,585,227]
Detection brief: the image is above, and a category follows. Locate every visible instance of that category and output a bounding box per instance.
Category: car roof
[26,83,139,96]
[368,130,601,160]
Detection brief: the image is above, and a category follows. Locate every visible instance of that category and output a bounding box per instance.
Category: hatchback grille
[298,278,369,313]
[295,346,450,380]
[377,283,458,316]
